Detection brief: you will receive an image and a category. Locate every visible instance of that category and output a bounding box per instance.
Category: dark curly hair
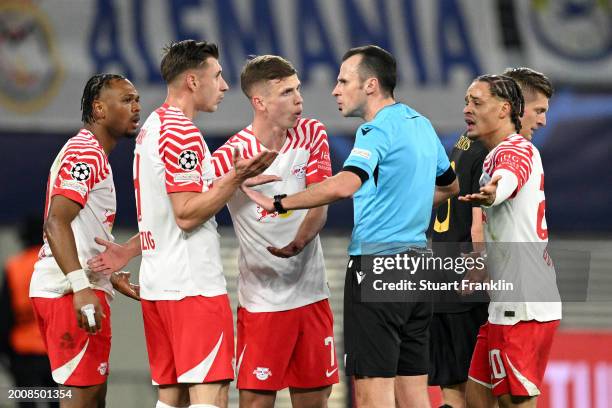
[80,73,126,124]
[475,74,525,134]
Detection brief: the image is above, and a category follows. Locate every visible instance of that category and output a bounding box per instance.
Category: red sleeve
[306,121,332,185]
[211,142,236,178]
[159,126,205,193]
[50,148,105,207]
[492,144,533,193]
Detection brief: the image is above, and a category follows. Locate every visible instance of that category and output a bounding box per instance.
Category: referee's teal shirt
[343,103,451,255]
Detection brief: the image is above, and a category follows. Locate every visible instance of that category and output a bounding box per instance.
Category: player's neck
[251,116,287,151]
[164,93,197,120]
[85,124,116,156]
[483,124,516,151]
[363,97,396,122]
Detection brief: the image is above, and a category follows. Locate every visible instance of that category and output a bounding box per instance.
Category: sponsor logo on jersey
[0,2,63,113]
[253,367,272,381]
[103,210,115,230]
[256,206,293,222]
[256,206,278,222]
[173,172,200,183]
[60,179,87,196]
[291,163,306,179]
[350,148,371,160]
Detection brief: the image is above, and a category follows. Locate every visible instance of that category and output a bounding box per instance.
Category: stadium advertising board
[0,0,506,133]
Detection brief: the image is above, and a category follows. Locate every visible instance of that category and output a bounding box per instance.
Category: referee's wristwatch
[273,194,288,214]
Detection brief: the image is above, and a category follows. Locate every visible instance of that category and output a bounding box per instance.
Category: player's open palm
[73,288,104,334]
[111,271,140,301]
[87,237,130,274]
[458,174,501,206]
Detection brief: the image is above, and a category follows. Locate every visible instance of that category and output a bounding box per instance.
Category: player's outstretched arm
[170,149,278,232]
[45,195,105,334]
[459,172,517,207]
[242,170,362,213]
[87,234,141,274]
[267,185,328,258]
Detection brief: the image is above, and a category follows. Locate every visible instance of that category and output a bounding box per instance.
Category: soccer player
[459,74,560,408]
[29,73,141,407]
[429,127,488,408]
[210,55,338,408]
[242,45,459,408]
[87,41,276,408]
[502,67,553,142]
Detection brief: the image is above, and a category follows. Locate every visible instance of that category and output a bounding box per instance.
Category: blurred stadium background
[1,0,611,407]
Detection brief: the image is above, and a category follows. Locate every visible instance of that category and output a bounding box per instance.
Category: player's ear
[92,99,105,122]
[499,100,511,119]
[185,72,198,92]
[251,94,265,112]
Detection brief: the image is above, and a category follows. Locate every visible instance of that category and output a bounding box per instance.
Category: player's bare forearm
[294,204,328,247]
[282,171,361,210]
[433,178,459,207]
[124,233,142,257]
[170,169,242,231]
[471,207,484,244]
[44,196,83,274]
[267,204,328,258]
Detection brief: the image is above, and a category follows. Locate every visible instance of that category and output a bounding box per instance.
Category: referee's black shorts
[428,303,489,386]
[344,255,433,377]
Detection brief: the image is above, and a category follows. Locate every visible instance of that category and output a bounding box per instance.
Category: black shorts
[344,255,433,377]
[428,303,489,386]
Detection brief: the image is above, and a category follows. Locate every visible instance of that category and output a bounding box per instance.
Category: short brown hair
[160,40,219,84]
[240,55,297,98]
[502,67,554,99]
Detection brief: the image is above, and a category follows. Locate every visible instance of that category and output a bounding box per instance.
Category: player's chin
[465,130,479,140]
[124,130,139,139]
[204,104,219,113]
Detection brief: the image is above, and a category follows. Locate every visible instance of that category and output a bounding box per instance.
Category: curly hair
[80,73,126,124]
[475,74,525,134]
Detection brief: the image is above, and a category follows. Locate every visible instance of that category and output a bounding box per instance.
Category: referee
[242,45,459,407]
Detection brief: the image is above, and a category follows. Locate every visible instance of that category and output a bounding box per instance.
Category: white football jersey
[135,104,225,300]
[481,134,561,324]
[30,129,115,298]
[211,118,332,312]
